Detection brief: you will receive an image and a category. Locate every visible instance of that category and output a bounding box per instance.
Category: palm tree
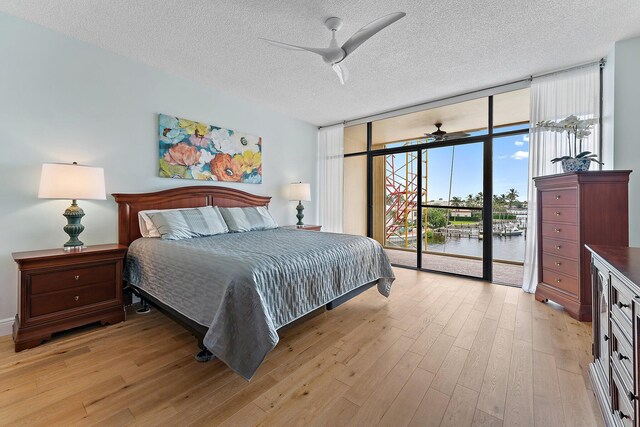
[450,196,463,207]
[506,188,519,209]
[475,192,483,206]
[466,194,475,207]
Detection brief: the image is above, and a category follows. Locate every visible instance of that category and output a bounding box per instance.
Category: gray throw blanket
[124,228,395,380]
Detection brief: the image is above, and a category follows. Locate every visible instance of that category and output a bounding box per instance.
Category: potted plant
[536,115,602,172]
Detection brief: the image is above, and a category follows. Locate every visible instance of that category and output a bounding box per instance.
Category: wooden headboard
[112,186,272,246]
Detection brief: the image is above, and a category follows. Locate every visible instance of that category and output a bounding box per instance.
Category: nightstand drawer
[30,281,116,317]
[30,263,116,295]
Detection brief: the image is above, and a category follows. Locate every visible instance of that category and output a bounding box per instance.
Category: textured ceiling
[1,1,639,126]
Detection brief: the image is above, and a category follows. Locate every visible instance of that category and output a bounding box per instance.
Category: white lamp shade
[289,182,311,201]
[38,163,106,200]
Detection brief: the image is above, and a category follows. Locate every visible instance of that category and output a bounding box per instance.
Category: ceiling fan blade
[445,132,470,139]
[332,63,349,84]
[341,12,406,57]
[260,38,338,58]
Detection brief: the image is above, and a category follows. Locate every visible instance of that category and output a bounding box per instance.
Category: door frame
[358,95,529,282]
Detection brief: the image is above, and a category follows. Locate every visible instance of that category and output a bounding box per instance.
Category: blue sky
[385,132,530,203]
[425,133,529,201]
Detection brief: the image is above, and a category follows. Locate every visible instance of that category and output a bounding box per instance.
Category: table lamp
[38,162,106,249]
[289,182,311,226]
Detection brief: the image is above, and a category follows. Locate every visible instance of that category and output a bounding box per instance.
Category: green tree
[475,192,483,206]
[506,188,519,209]
[426,208,447,229]
[466,194,475,207]
[450,196,463,207]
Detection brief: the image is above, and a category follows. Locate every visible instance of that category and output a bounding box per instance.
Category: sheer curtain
[522,64,600,293]
[318,124,345,233]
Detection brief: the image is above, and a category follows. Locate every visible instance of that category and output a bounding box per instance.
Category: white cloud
[511,150,529,160]
[514,140,525,146]
[497,155,508,160]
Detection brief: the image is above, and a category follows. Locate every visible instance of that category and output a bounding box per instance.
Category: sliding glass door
[421,142,485,277]
[349,88,530,283]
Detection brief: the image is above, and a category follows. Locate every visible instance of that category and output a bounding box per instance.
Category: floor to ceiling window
[343,88,530,285]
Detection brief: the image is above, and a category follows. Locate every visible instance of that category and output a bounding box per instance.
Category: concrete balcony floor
[385,248,524,286]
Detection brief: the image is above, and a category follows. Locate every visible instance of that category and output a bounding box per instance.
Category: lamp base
[296,201,305,226]
[63,200,85,248]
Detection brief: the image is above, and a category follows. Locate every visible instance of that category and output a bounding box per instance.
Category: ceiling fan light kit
[261,12,406,84]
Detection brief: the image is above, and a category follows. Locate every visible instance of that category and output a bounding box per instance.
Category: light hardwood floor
[0,268,603,426]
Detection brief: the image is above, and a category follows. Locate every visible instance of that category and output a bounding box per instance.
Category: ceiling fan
[424,123,470,142]
[260,12,406,84]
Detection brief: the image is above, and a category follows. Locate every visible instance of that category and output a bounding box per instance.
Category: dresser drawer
[541,189,577,206]
[30,282,117,317]
[542,253,578,277]
[610,318,635,392]
[541,206,577,224]
[611,274,634,328]
[541,222,578,242]
[542,238,579,259]
[542,268,578,296]
[612,365,636,427]
[30,263,116,295]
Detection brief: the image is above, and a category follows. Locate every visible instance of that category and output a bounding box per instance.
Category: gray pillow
[147,206,229,240]
[219,206,278,232]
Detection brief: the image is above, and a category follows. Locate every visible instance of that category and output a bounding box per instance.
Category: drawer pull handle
[75,275,80,281]
[555,195,561,200]
[556,278,561,283]
[555,245,561,250]
[74,295,79,301]
[617,301,629,309]
[554,228,561,233]
[603,334,609,341]
[555,211,561,216]
[629,392,637,401]
[617,352,628,361]
[555,262,561,266]
[618,411,629,420]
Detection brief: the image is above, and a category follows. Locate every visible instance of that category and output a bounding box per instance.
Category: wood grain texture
[0,269,601,426]
[112,185,272,246]
[534,171,631,321]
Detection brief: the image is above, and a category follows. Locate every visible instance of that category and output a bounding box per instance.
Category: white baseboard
[0,317,14,337]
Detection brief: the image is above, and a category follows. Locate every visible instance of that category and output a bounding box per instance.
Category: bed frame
[112,185,376,349]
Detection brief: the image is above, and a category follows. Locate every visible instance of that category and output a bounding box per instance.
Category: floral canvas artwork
[158,113,262,183]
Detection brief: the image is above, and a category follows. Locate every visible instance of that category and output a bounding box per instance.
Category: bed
[113,186,394,380]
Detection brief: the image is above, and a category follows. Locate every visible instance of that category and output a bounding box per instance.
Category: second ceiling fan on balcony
[424,123,470,142]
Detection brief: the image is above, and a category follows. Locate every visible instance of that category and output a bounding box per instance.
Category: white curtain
[318,124,345,233]
[522,64,600,293]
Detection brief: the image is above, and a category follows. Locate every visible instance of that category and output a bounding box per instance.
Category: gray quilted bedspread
[123,228,395,380]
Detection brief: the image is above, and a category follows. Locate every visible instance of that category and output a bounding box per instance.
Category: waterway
[425,234,526,262]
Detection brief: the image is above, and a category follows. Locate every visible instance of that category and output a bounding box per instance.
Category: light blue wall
[604,36,640,246]
[0,13,318,329]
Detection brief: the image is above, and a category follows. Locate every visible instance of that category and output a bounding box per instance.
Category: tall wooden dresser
[534,171,630,321]
[588,245,639,427]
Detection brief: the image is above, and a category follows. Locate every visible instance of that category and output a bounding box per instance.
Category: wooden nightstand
[281,225,322,231]
[12,244,128,351]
